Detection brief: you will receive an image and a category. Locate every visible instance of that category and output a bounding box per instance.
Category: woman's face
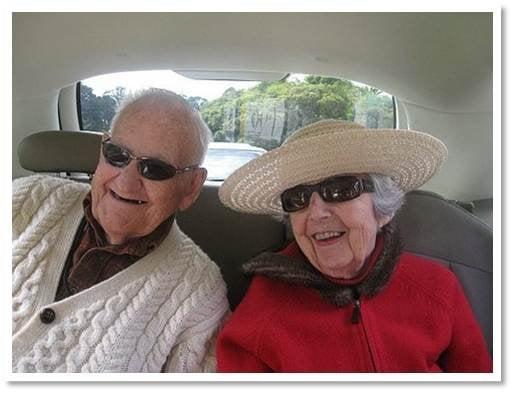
[289,190,390,279]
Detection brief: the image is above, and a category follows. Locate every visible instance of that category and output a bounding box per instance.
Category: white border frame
[5,0,504,385]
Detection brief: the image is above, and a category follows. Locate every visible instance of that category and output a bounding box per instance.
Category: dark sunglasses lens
[322,177,362,202]
[282,186,311,212]
[139,159,176,180]
[103,142,130,167]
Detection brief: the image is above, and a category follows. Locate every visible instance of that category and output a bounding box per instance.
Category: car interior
[12,12,494,356]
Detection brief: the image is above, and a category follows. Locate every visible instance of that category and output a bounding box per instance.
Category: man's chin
[102,226,133,245]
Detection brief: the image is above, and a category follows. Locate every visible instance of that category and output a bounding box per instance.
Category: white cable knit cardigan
[12,175,229,373]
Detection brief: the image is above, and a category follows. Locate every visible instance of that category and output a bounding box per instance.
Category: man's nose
[307,192,332,220]
[115,160,143,191]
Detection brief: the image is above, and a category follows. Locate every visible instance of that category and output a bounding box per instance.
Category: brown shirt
[55,193,174,301]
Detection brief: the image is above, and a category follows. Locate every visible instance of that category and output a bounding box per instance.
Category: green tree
[81,77,393,147]
[201,88,243,137]
[81,85,126,131]
[353,87,394,128]
[199,75,393,150]
[183,95,208,110]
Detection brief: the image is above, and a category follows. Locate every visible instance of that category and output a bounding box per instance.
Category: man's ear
[178,168,207,211]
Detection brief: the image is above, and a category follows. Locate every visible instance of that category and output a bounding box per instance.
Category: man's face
[91,103,205,245]
[290,190,390,279]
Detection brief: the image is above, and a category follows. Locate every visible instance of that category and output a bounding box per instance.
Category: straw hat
[219,119,448,215]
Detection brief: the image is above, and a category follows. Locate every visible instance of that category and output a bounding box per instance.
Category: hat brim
[219,128,448,215]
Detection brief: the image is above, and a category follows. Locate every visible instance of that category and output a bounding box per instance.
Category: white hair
[368,173,405,219]
[111,88,212,163]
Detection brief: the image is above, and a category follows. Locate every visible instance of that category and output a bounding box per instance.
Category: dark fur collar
[242,224,403,307]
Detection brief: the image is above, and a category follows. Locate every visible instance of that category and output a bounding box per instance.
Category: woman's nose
[307,192,332,220]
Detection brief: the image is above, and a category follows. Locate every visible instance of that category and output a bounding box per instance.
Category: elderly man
[12,88,229,372]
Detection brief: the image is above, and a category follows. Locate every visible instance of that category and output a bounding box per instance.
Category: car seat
[16,130,494,354]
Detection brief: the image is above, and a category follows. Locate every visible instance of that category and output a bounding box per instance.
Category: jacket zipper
[351,288,362,325]
[351,298,361,324]
[350,290,377,371]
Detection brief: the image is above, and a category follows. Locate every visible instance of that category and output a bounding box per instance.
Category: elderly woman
[216,119,491,372]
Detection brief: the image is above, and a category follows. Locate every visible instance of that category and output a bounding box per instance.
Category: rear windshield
[79,71,395,179]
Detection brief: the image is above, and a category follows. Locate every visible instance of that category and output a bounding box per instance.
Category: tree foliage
[80,76,394,149]
[81,85,126,131]
[200,76,394,149]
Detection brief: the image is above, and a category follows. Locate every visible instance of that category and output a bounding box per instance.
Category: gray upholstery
[18,130,102,174]
[177,182,286,309]
[16,130,493,354]
[473,198,493,228]
[392,190,493,354]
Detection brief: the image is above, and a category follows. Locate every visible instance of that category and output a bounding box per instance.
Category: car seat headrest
[18,130,102,174]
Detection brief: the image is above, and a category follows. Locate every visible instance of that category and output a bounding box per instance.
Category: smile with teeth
[110,189,146,205]
[313,231,345,241]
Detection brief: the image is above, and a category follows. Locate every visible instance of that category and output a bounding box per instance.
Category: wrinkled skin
[91,101,206,245]
[290,191,391,279]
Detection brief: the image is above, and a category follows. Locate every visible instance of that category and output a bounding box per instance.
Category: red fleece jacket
[216,252,492,372]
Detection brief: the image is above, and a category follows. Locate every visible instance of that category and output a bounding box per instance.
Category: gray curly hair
[368,173,405,220]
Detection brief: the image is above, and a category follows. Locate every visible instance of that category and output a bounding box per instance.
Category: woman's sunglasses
[280,175,375,213]
[101,136,199,181]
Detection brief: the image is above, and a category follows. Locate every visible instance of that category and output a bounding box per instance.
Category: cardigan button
[39,307,56,324]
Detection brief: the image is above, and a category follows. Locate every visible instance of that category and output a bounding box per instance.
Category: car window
[79,71,395,179]
[204,148,265,181]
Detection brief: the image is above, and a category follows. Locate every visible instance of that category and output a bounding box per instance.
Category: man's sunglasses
[280,175,375,213]
[101,136,199,181]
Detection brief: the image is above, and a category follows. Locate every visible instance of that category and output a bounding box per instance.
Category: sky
[84,71,382,102]
[84,70,260,100]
